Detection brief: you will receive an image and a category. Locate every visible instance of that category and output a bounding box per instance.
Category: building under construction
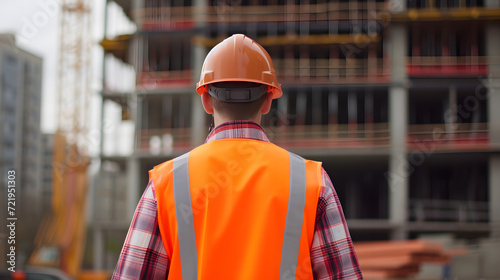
[96,0,500,273]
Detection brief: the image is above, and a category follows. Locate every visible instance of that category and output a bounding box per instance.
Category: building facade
[96,0,500,271]
[0,34,44,268]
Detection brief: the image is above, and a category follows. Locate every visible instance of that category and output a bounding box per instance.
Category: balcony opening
[409,90,447,125]
[408,85,489,150]
[262,87,389,148]
[319,156,389,220]
[140,94,192,153]
[138,34,192,90]
[408,22,487,77]
[409,156,489,223]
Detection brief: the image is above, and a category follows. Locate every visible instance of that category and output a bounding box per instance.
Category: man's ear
[201,92,214,114]
[260,93,274,114]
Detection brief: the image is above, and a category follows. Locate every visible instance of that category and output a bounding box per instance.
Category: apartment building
[0,34,44,268]
[96,0,500,270]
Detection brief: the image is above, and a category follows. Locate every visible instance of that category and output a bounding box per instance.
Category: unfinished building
[95,0,500,272]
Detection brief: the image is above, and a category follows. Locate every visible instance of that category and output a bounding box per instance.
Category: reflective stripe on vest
[280,152,307,279]
[172,152,197,280]
[172,151,307,280]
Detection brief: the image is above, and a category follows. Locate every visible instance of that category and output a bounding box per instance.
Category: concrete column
[131,0,143,29]
[388,86,409,240]
[490,156,500,238]
[191,46,207,146]
[131,35,144,82]
[487,22,500,238]
[193,0,207,24]
[126,158,140,221]
[128,49,140,150]
[388,22,409,240]
[191,0,208,147]
[127,45,141,220]
[486,23,500,145]
[389,24,407,82]
[93,226,104,270]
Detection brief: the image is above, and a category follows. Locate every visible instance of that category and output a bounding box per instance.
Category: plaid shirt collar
[205,120,270,143]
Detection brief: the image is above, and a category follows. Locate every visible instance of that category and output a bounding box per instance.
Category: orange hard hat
[196,34,282,100]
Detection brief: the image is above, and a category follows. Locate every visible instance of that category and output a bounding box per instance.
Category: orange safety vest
[150,139,323,279]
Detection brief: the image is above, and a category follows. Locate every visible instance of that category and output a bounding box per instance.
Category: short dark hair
[211,94,267,120]
[209,81,269,120]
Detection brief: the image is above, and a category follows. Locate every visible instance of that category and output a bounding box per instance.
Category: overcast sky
[0,0,106,133]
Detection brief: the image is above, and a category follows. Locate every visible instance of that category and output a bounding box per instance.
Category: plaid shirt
[112,121,362,280]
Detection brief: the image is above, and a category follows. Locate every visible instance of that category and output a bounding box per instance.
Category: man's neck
[213,114,262,127]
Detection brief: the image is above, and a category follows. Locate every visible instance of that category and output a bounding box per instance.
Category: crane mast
[29,0,92,278]
[57,0,92,144]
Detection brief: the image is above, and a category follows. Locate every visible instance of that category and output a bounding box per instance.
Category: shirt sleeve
[112,180,170,280]
[311,168,363,280]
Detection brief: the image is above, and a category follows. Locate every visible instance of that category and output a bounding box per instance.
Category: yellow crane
[28,1,106,279]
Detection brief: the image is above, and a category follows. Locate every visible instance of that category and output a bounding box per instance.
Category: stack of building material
[354,240,464,279]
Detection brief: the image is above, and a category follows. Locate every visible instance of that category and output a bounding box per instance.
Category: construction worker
[112,34,362,280]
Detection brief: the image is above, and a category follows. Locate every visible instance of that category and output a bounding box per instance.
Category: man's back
[151,138,322,279]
